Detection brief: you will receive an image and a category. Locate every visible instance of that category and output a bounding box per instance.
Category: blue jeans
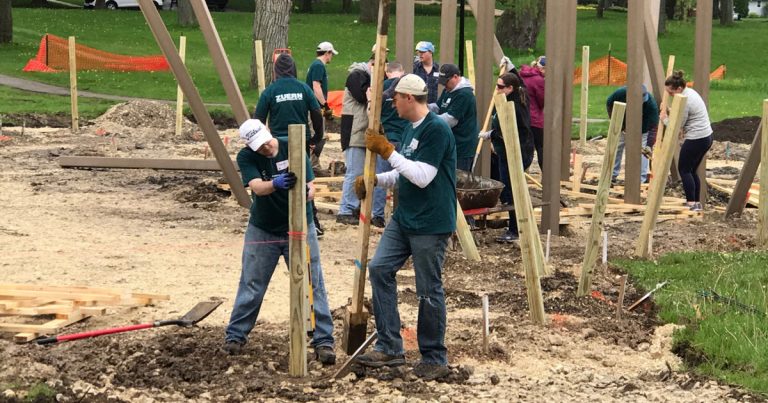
[613,131,649,183]
[225,223,334,348]
[368,219,450,365]
[338,147,387,219]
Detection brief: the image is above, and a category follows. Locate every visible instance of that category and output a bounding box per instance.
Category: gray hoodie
[340,62,372,150]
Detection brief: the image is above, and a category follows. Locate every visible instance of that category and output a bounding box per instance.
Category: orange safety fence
[572,55,726,87]
[327,90,344,117]
[23,34,170,73]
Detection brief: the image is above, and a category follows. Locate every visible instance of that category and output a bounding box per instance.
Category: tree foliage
[496,0,546,51]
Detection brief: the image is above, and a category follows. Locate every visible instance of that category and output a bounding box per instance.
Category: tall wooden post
[467,0,504,64]
[287,124,308,377]
[579,46,590,146]
[254,40,266,93]
[439,0,457,65]
[465,40,475,87]
[578,102,626,296]
[651,55,675,172]
[542,0,565,235]
[759,100,768,247]
[625,0,645,204]
[474,0,494,178]
[725,122,763,217]
[68,36,79,134]
[560,1,577,181]
[395,0,414,74]
[175,36,186,137]
[694,0,713,202]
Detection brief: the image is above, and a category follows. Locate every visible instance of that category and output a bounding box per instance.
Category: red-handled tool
[36,301,221,345]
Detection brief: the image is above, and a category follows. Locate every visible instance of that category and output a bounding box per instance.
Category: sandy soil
[0,102,765,402]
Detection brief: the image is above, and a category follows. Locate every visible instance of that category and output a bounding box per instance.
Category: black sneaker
[315,345,336,365]
[336,214,359,225]
[354,350,406,368]
[413,361,452,381]
[315,222,325,237]
[222,340,244,355]
[495,230,519,243]
[371,216,386,228]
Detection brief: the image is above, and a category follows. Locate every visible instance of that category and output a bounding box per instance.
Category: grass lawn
[0,85,116,119]
[616,252,768,394]
[1,8,766,136]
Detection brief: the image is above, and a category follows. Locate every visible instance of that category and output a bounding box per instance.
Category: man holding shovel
[223,119,336,366]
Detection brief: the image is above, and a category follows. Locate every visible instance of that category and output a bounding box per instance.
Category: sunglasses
[496,83,508,89]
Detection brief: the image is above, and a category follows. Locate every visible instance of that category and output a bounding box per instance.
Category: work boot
[413,361,452,381]
[336,214,359,225]
[371,216,386,228]
[222,340,244,355]
[354,350,406,368]
[315,346,336,365]
[495,230,519,243]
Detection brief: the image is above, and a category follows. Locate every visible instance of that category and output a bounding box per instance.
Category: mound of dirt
[712,116,760,144]
[92,101,198,140]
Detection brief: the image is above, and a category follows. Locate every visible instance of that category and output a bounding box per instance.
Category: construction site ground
[0,102,764,402]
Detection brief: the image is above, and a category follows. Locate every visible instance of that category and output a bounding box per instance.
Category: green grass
[616,252,768,394]
[0,85,115,119]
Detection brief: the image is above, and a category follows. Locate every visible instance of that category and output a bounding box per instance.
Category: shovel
[35,301,222,345]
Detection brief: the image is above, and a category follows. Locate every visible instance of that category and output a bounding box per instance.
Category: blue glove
[272,172,297,190]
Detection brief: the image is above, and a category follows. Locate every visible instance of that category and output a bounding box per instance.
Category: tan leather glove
[365,128,395,159]
[354,175,377,200]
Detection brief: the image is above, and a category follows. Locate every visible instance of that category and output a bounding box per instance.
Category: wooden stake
[651,55,676,177]
[254,40,266,93]
[175,35,186,137]
[545,229,551,263]
[579,46,589,146]
[456,203,481,261]
[465,40,475,87]
[572,154,583,193]
[288,124,308,377]
[759,100,768,247]
[602,229,608,266]
[616,275,627,320]
[725,122,763,217]
[635,94,688,258]
[68,36,79,134]
[577,102,626,296]
[482,294,489,353]
[495,93,546,325]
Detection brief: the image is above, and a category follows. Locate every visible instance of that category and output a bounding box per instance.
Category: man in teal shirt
[352,74,456,381]
[306,41,337,119]
[432,63,478,172]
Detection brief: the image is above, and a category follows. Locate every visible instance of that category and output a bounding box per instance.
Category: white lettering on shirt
[275,93,304,103]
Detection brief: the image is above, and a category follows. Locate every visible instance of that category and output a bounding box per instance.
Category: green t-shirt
[305,59,328,101]
[254,77,320,142]
[237,138,314,235]
[394,112,457,235]
[437,86,478,159]
[381,78,408,145]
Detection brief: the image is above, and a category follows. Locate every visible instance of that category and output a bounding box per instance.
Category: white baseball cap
[239,119,273,152]
[371,44,390,53]
[317,41,339,55]
[394,74,428,96]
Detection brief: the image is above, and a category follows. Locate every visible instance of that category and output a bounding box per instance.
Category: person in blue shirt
[412,41,440,104]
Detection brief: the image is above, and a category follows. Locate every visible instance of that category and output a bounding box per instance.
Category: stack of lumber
[706,177,760,207]
[0,284,169,342]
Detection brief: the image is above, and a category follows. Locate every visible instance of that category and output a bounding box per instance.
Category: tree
[720,0,734,24]
[496,0,546,52]
[250,0,291,89]
[0,0,11,44]
[359,0,379,23]
[178,0,198,28]
[658,0,667,34]
[597,0,612,18]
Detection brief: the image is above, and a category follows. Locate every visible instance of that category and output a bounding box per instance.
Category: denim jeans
[368,219,450,365]
[225,222,334,348]
[613,131,649,183]
[338,147,387,219]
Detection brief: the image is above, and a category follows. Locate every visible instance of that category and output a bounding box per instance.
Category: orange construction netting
[572,55,726,87]
[23,34,170,73]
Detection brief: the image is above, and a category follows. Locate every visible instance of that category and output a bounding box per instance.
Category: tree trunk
[300,0,312,12]
[495,1,545,52]
[712,0,720,19]
[341,0,352,13]
[251,0,291,89]
[666,0,676,19]
[720,0,734,24]
[178,0,198,27]
[95,0,105,9]
[359,0,379,23]
[597,0,605,18]
[658,0,667,33]
[0,0,11,44]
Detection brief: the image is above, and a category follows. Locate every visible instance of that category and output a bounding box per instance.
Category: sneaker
[413,361,452,381]
[222,340,244,355]
[690,202,703,212]
[354,350,406,368]
[336,214,359,225]
[495,230,519,243]
[371,216,386,228]
[315,345,336,365]
[315,222,325,237]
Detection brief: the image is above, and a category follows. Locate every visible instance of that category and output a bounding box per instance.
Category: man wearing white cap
[353,74,456,381]
[413,41,439,104]
[223,119,336,366]
[306,41,338,118]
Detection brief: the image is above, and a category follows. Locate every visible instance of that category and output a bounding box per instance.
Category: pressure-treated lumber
[725,122,763,217]
[495,93,546,325]
[395,0,414,73]
[465,40,475,87]
[466,0,504,65]
[68,36,79,134]
[138,0,250,209]
[579,46,590,146]
[542,0,565,235]
[287,124,308,377]
[694,0,713,202]
[635,94,688,258]
[473,0,494,178]
[438,0,457,65]
[572,154,583,193]
[59,156,238,171]
[759,100,768,247]
[578,102,626,296]
[651,55,675,178]
[175,36,186,137]
[560,2,577,181]
[254,40,266,93]
[455,202,481,261]
[625,0,645,205]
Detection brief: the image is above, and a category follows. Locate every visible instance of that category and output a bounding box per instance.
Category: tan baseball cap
[394,74,428,96]
[317,41,339,55]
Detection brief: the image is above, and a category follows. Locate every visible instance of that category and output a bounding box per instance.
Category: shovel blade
[180,301,222,324]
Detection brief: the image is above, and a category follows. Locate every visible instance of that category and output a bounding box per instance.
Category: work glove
[272,172,297,191]
[354,175,377,200]
[478,130,492,140]
[499,56,514,72]
[322,103,334,121]
[365,128,395,159]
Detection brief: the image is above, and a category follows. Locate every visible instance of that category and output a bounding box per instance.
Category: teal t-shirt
[237,138,314,235]
[381,78,408,145]
[437,86,478,159]
[394,112,457,235]
[254,78,320,142]
[305,59,328,101]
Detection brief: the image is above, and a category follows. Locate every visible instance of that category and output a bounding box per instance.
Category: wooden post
[635,94,688,258]
[725,123,763,217]
[481,294,489,353]
[287,124,308,377]
[577,102,626,296]
[175,36,186,137]
[474,0,494,178]
[465,40,475,87]
[254,40,266,93]
[651,55,675,172]
[138,0,251,209]
[579,46,590,146]
[602,229,608,266]
[542,0,564,235]
[572,154,583,193]
[455,203,481,261]
[343,0,390,355]
[466,0,505,64]
[616,275,627,320]
[694,0,713,202]
[495,93,546,324]
[560,1,577,181]
[439,0,457,65]
[395,0,414,74]
[759,100,768,247]
[625,0,645,205]
[68,36,79,134]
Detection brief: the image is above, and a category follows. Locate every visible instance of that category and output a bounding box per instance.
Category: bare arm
[312,81,326,105]
[247,178,276,196]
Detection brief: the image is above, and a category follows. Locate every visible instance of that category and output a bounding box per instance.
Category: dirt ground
[0,102,765,402]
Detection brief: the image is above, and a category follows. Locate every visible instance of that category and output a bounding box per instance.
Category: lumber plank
[760,99,768,247]
[725,122,764,216]
[69,36,79,134]
[175,35,186,137]
[395,0,415,74]
[625,0,645,204]
[288,124,308,377]
[579,46,589,146]
[59,156,238,172]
